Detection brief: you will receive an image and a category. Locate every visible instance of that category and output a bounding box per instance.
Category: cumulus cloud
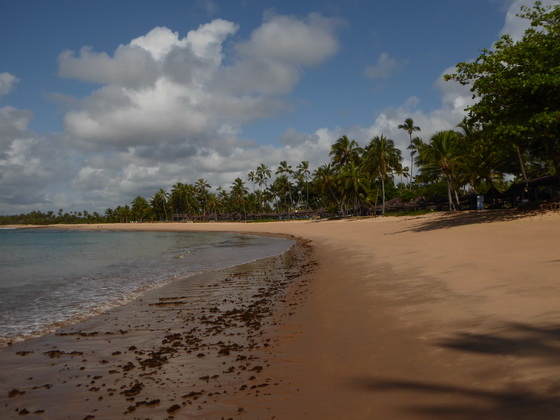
[0,119,75,211]
[59,14,340,158]
[500,0,559,40]
[236,13,341,66]
[0,73,19,97]
[17,13,341,211]
[364,52,406,80]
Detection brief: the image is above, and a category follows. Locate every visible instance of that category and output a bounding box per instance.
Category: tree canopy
[445,1,560,178]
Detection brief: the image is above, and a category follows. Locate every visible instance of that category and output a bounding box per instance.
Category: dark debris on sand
[0,237,316,419]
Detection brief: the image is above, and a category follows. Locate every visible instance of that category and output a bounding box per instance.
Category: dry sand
[2,210,560,419]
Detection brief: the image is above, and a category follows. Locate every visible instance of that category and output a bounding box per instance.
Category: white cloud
[59,15,338,153]
[53,13,342,198]
[0,73,19,97]
[236,13,341,66]
[364,52,406,80]
[0,106,34,155]
[218,13,341,96]
[500,0,559,40]
[0,129,75,211]
[0,14,341,212]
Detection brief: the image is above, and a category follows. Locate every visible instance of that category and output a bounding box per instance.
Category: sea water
[0,228,292,347]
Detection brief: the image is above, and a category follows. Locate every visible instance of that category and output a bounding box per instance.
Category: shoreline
[3,210,560,418]
[0,229,296,350]
[0,237,315,419]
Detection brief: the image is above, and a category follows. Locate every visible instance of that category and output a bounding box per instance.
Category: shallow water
[0,228,292,346]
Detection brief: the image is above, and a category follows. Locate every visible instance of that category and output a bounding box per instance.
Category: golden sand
[2,210,560,418]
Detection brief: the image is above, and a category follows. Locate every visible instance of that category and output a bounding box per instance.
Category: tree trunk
[515,145,529,193]
[381,177,386,215]
[446,175,455,211]
[454,188,461,209]
[373,188,379,216]
[410,151,414,190]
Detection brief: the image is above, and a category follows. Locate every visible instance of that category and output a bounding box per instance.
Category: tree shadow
[436,322,560,362]
[348,322,560,418]
[389,209,542,234]
[349,376,560,419]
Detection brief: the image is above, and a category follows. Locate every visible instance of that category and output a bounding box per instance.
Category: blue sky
[0,0,556,214]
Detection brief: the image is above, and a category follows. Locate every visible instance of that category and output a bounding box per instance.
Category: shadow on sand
[437,322,560,361]
[349,376,560,420]
[349,322,560,419]
[390,209,542,234]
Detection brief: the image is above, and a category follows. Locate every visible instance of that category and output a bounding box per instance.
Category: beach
[2,210,560,419]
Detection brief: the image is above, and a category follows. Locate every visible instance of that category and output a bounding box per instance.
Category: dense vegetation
[2,2,559,225]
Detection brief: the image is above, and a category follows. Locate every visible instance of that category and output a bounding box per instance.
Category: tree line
[1,2,558,225]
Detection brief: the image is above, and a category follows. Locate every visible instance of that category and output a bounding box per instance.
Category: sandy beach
[2,210,560,419]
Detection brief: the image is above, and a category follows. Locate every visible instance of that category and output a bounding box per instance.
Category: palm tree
[271,175,293,214]
[116,205,132,223]
[329,135,362,169]
[296,161,311,209]
[104,208,115,223]
[131,195,150,222]
[195,178,211,220]
[171,182,186,216]
[313,163,341,212]
[276,161,294,211]
[151,188,170,221]
[230,177,249,220]
[255,163,272,209]
[407,136,424,188]
[340,162,369,214]
[247,171,257,192]
[276,161,292,176]
[255,163,272,190]
[362,135,402,214]
[417,130,463,211]
[206,192,220,221]
[398,118,421,187]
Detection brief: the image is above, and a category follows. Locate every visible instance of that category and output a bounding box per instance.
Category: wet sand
[3,210,560,419]
[0,237,314,419]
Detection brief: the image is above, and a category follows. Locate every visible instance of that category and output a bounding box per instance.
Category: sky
[1,0,558,215]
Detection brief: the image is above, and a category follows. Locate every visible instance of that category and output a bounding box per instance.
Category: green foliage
[445,1,560,177]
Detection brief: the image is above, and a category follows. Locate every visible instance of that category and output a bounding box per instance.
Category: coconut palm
[131,195,150,222]
[230,177,249,220]
[255,163,272,189]
[195,178,211,220]
[151,188,170,221]
[417,130,463,210]
[206,192,220,221]
[254,164,272,209]
[247,171,257,192]
[407,136,425,187]
[171,182,186,216]
[329,135,362,169]
[296,161,311,209]
[399,118,421,187]
[276,161,294,210]
[313,163,341,212]
[362,135,402,214]
[340,161,369,214]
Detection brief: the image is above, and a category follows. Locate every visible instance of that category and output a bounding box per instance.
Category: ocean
[0,228,292,348]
